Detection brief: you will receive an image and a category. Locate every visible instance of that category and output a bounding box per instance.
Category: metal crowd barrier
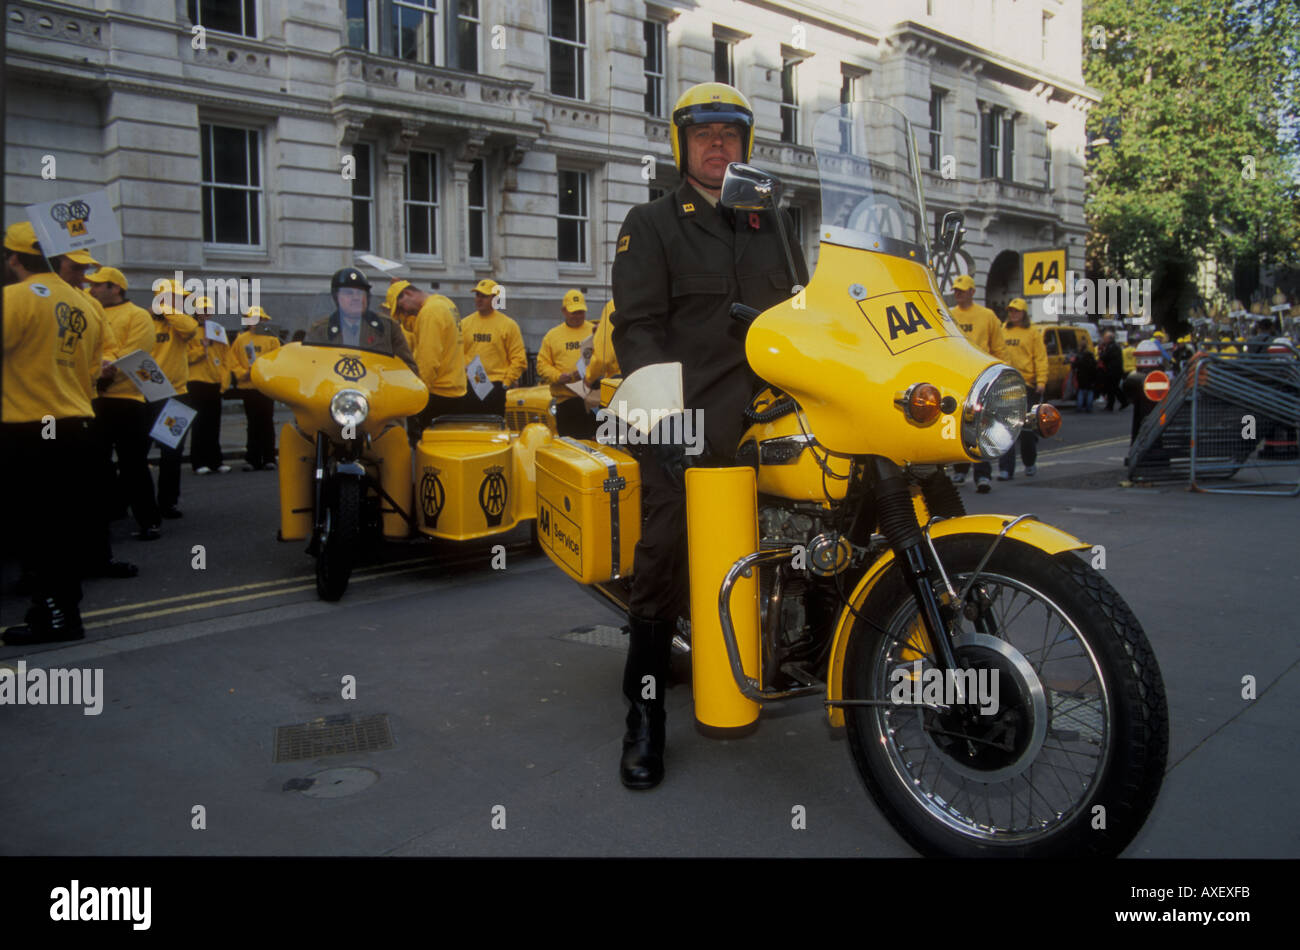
[1127,342,1300,495]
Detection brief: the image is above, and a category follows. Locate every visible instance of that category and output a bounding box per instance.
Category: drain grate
[555,624,629,650]
[273,713,394,763]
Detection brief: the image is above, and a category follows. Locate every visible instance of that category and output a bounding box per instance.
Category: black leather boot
[2,597,85,646]
[620,614,674,789]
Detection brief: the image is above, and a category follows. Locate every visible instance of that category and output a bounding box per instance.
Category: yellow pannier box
[535,438,641,584]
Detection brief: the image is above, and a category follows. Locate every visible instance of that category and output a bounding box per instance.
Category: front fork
[309,431,366,554]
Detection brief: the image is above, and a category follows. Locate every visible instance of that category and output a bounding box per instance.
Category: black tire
[842,535,1168,858]
[315,477,362,602]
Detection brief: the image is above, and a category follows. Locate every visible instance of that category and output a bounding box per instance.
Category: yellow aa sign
[1022,249,1067,297]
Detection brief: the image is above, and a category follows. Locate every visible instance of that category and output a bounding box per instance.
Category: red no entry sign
[1143,370,1170,402]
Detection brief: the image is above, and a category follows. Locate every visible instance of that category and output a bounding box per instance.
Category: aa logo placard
[856,290,954,356]
[1023,249,1067,297]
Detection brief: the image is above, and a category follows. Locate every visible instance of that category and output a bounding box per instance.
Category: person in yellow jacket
[229,306,281,471]
[536,289,597,437]
[86,266,164,540]
[461,278,527,415]
[583,299,620,412]
[148,278,200,517]
[949,273,1007,492]
[186,296,232,475]
[997,298,1048,480]
[1,222,105,645]
[391,279,468,429]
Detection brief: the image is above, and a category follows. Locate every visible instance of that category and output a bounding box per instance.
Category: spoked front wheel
[842,535,1168,858]
[315,478,362,601]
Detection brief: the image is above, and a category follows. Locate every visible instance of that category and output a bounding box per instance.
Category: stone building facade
[5,0,1098,344]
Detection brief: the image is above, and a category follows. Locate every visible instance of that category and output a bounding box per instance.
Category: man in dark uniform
[610,81,808,789]
[304,268,419,376]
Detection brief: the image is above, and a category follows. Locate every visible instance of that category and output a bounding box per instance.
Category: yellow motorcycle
[534,101,1168,857]
[253,337,550,600]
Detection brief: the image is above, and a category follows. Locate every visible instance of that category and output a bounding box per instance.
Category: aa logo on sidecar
[857,290,955,356]
[334,355,367,381]
[479,466,507,527]
[419,468,445,528]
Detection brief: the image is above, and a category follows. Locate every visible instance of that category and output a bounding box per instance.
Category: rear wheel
[316,478,362,601]
[842,536,1168,857]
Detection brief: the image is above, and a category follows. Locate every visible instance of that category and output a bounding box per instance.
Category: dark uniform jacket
[611,180,809,455]
[304,310,419,376]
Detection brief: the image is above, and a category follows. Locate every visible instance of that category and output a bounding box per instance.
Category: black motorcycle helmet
[331,268,372,295]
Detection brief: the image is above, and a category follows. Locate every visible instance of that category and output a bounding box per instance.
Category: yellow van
[1036,325,1096,399]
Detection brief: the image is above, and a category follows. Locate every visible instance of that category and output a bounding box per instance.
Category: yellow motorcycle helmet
[670,82,755,173]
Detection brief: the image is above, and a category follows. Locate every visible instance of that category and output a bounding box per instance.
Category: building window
[981,107,1001,179]
[456,0,480,72]
[557,169,588,264]
[644,20,666,117]
[200,124,262,246]
[346,0,369,49]
[1002,115,1015,181]
[929,88,945,172]
[780,60,799,144]
[714,38,734,85]
[393,0,441,65]
[404,150,439,257]
[189,0,257,37]
[787,205,803,246]
[467,158,487,260]
[351,143,375,253]
[648,186,665,202]
[550,0,587,99]
[1041,11,1053,60]
[839,69,859,152]
[1044,122,1055,191]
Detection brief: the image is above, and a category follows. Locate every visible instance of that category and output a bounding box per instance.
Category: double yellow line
[81,555,447,630]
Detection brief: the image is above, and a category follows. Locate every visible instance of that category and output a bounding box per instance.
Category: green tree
[1083,0,1300,324]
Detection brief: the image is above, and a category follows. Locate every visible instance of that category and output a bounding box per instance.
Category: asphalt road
[1,405,1297,859]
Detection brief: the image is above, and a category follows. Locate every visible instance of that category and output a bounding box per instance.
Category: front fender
[824,515,1090,726]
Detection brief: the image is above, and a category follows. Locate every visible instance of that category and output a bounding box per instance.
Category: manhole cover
[555,624,628,650]
[299,766,380,799]
[273,713,394,763]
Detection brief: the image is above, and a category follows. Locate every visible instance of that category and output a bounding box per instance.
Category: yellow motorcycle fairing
[745,245,998,464]
[822,516,1091,727]
[738,389,852,502]
[251,342,428,440]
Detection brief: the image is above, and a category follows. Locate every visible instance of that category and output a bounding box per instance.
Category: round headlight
[961,366,1025,459]
[330,389,369,428]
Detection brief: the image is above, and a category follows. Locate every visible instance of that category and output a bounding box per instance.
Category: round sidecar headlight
[961,366,1025,459]
[330,389,370,428]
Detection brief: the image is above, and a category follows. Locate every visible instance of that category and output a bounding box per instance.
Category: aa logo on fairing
[50,200,91,237]
[478,466,507,526]
[334,356,367,381]
[54,302,87,354]
[419,468,445,528]
[857,291,951,356]
[538,506,550,537]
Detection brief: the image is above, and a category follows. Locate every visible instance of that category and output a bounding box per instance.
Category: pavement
[1,406,1297,858]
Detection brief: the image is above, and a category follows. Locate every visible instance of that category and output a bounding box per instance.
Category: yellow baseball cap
[243,306,270,324]
[562,288,587,312]
[473,278,500,296]
[386,280,413,314]
[192,295,216,314]
[1007,297,1028,311]
[86,267,128,290]
[153,277,188,297]
[3,222,41,254]
[953,274,976,291]
[64,248,99,266]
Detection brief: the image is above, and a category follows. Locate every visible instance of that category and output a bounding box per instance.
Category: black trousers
[156,393,195,510]
[241,389,277,468]
[465,381,507,416]
[0,420,89,612]
[628,447,693,623]
[555,396,598,439]
[92,397,159,531]
[999,431,1039,475]
[188,381,225,471]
